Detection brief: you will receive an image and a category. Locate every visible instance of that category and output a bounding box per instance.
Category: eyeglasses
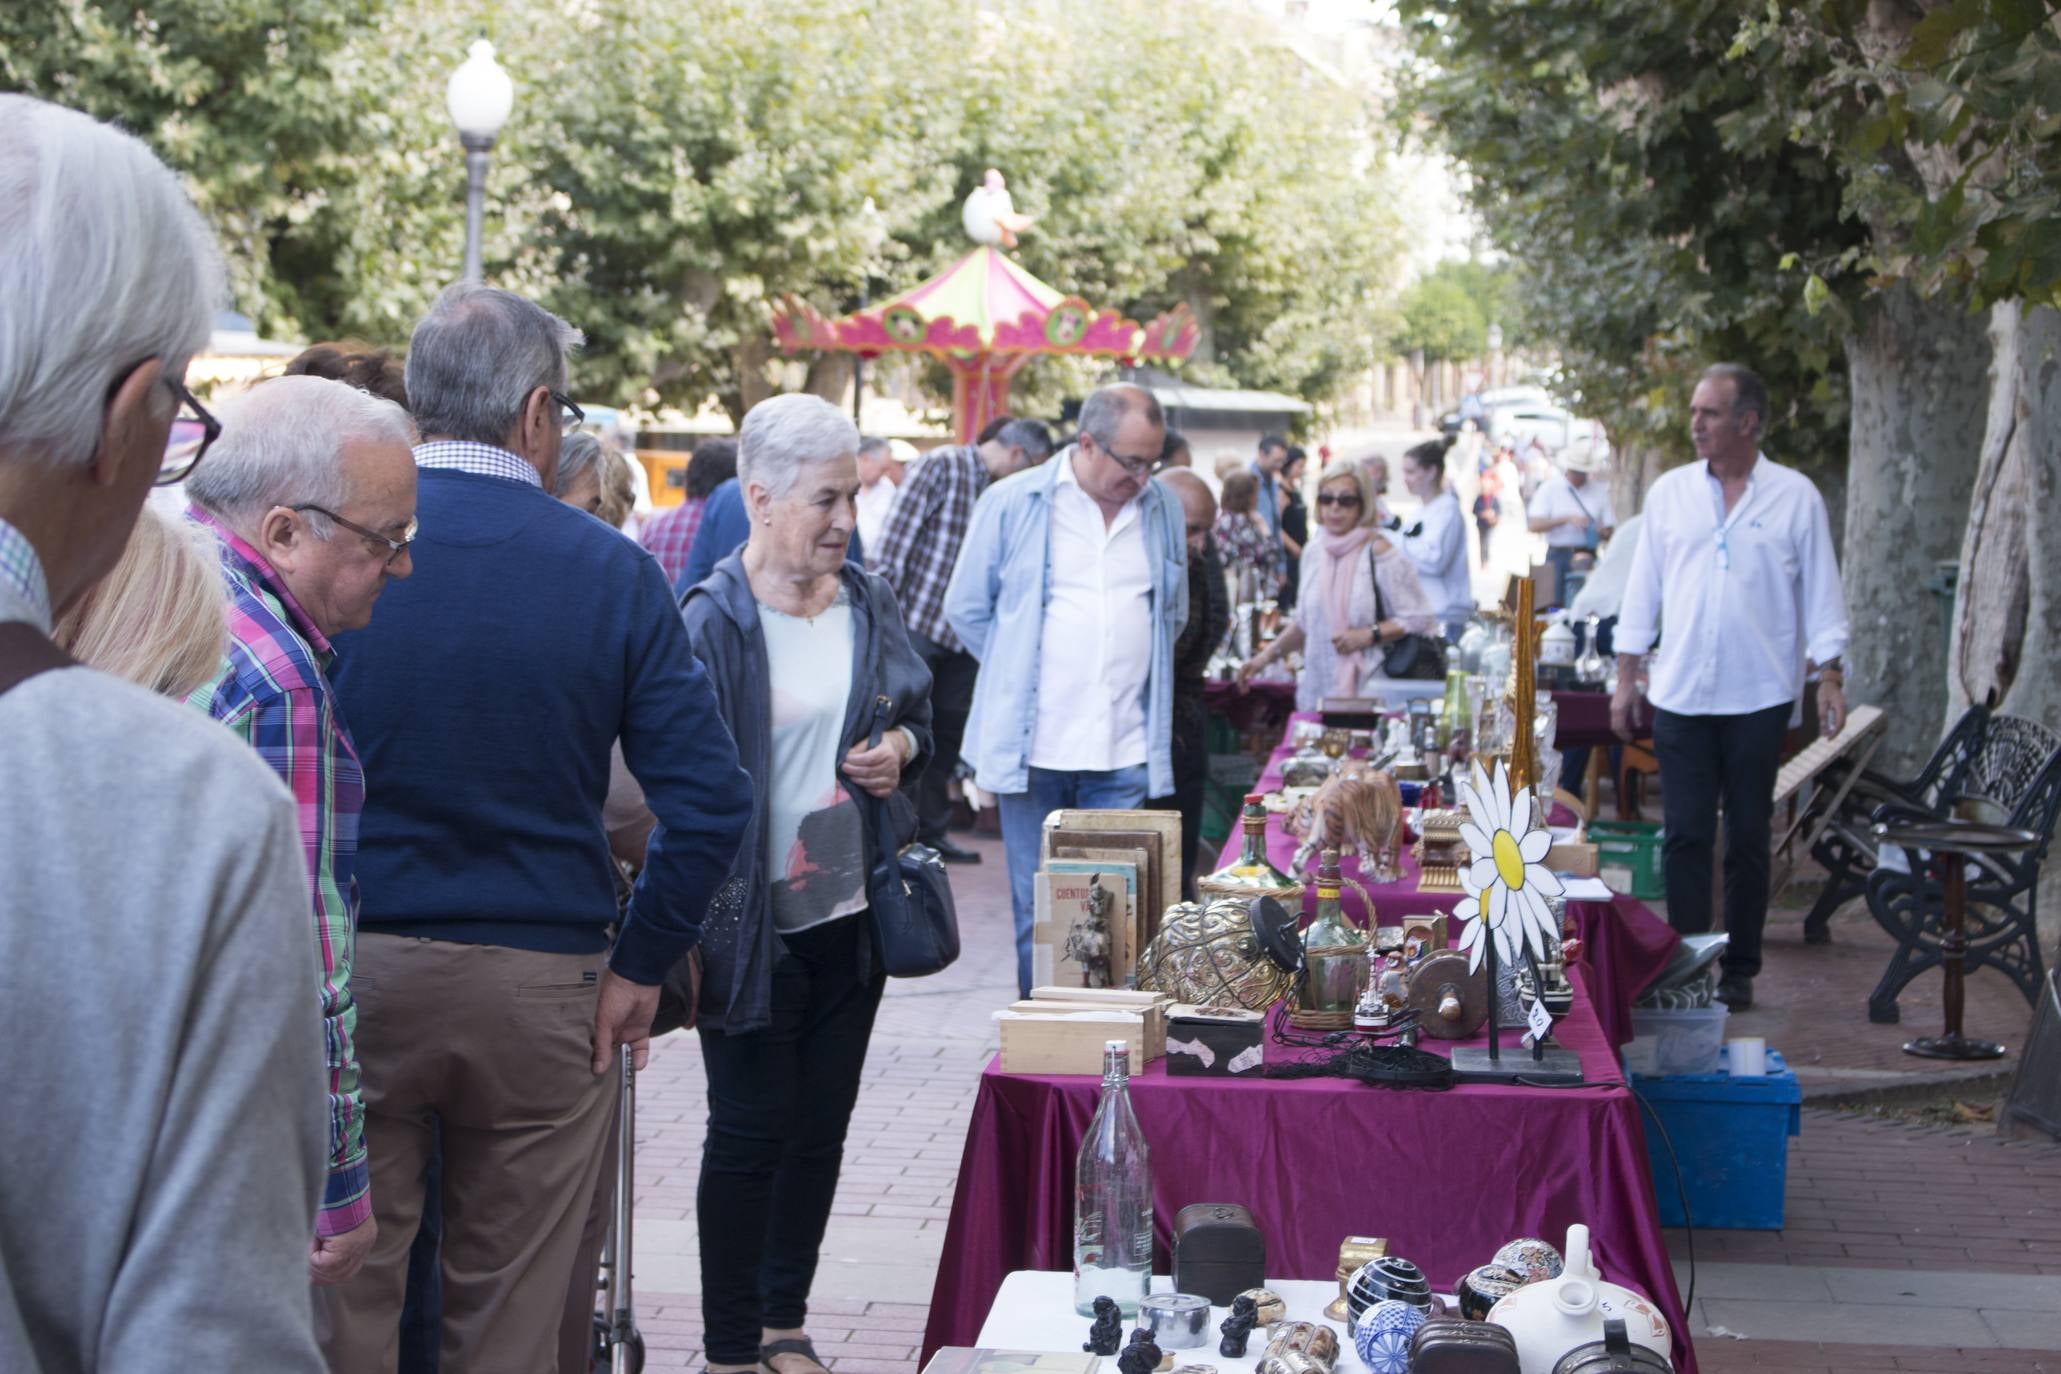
[1096,438,1170,478]
[551,391,585,431]
[291,504,419,567]
[1316,492,1362,508]
[159,380,221,486]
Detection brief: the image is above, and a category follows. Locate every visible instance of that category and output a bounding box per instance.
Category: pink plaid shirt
[640,497,707,588]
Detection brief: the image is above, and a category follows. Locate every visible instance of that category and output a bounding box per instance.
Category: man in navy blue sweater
[317,284,752,1373]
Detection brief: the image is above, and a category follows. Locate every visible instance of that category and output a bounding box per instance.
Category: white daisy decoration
[1452,759,1563,974]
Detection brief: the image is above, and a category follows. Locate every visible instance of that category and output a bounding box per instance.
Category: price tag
[1527,997,1554,1043]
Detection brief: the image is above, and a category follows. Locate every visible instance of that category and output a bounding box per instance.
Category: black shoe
[1715,974,1755,1010]
[930,837,983,865]
[1802,918,1832,946]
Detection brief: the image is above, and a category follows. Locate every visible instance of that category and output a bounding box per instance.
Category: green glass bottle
[1300,848,1367,1013]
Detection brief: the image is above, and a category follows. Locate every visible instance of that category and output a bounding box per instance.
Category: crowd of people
[0,94,1854,1372]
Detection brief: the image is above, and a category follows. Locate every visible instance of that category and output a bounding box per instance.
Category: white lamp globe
[446,39,514,140]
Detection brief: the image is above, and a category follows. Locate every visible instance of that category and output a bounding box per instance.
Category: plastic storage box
[1590,819,1665,898]
[1623,1003,1728,1076]
[1630,1048,1801,1230]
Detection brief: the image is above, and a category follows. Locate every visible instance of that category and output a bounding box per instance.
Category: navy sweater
[331,466,753,984]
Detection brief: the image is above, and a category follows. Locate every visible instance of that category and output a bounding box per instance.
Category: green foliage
[1394,260,1520,361]
[2,0,1408,420]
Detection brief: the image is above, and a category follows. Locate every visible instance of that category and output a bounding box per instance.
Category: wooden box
[993,1008,1146,1075]
[1028,985,1170,1059]
[1547,838,1600,877]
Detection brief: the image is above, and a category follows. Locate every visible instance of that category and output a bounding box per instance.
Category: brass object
[1138,897,1303,1011]
[1508,577,1539,794]
[1325,1236,1390,1320]
[1403,949,1488,1040]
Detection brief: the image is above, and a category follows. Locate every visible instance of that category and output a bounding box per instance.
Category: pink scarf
[1319,526,1375,694]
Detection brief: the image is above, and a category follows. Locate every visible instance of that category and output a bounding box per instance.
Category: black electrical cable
[1630,1081,1695,1319]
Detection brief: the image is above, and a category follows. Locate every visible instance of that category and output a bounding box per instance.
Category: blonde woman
[1236,457,1434,710]
[52,504,227,699]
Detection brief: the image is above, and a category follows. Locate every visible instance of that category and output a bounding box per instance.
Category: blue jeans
[997,764,1151,996]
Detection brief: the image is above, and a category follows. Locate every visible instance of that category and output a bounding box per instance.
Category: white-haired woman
[679,393,932,1374]
[1237,456,1435,710]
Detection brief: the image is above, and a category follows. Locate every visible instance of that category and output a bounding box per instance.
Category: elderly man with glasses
[944,382,1188,996]
[313,283,752,1372]
[183,373,421,1293]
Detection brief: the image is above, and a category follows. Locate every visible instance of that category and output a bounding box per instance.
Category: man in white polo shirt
[1529,430,1615,598]
[1612,363,1849,1010]
[945,384,1188,996]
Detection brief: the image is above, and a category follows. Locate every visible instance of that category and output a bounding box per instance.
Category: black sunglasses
[1317,492,1362,507]
[551,390,585,431]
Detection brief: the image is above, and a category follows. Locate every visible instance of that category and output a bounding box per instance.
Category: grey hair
[0,96,223,470]
[1702,362,1770,436]
[739,394,860,499]
[554,431,607,498]
[995,417,1055,462]
[185,375,417,538]
[856,436,892,460]
[404,284,583,445]
[1077,383,1164,453]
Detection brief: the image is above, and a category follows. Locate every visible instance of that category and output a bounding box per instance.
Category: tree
[1395,263,1487,362]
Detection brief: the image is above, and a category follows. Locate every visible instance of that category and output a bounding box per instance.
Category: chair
[1862,714,2061,1024]
[1797,705,1990,942]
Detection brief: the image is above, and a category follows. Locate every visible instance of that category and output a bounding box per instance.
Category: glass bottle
[1199,795,1304,905]
[1440,667,1469,753]
[1074,1040,1154,1316]
[1300,849,1368,1012]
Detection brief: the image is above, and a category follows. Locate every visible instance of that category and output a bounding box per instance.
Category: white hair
[0,96,223,470]
[185,375,418,538]
[406,284,582,444]
[739,394,860,499]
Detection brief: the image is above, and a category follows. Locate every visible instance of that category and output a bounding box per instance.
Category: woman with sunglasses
[1235,457,1434,709]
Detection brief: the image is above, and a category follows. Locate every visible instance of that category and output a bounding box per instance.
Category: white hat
[1560,431,1609,473]
[888,439,920,464]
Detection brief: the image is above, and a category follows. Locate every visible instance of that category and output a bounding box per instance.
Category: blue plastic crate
[1629,1048,1801,1231]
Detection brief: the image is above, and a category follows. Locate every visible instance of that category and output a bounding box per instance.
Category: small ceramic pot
[1352,1301,1428,1374]
[1493,1237,1566,1286]
[1456,1263,1527,1321]
[1345,1256,1431,1333]
[1486,1226,1671,1374]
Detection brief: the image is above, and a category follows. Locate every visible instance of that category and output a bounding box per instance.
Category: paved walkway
[623,828,2061,1372]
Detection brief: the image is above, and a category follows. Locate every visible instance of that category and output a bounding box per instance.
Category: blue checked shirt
[415,440,544,488]
[0,515,52,630]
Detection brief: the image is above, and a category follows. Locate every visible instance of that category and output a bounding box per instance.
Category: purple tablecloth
[1203,676,1299,735]
[1213,714,1677,1047]
[920,977,1696,1373]
[1552,689,1654,750]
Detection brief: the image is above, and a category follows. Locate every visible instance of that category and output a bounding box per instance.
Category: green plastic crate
[1591,819,1665,898]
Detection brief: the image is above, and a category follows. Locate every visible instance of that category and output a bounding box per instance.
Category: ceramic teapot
[1540,617,1577,667]
[1485,1225,1671,1374]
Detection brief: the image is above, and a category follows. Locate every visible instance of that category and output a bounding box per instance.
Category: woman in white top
[1236,457,1435,710]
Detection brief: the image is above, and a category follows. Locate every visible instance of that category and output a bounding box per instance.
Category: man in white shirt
[1394,438,1475,640]
[1529,432,1616,598]
[852,436,905,557]
[944,384,1188,995]
[1612,363,1849,1010]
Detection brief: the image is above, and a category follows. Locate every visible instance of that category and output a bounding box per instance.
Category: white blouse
[1292,537,1437,711]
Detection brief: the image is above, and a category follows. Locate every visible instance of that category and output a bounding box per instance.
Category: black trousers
[902,632,978,847]
[1651,703,1791,979]
[697,914,886,1365]
[1147,688,1211,902]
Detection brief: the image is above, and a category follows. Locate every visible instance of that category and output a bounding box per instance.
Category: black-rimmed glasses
[292,504,419,567]
[1099,442,1170,478]
[159,380,221,486]
[551,391,585,431]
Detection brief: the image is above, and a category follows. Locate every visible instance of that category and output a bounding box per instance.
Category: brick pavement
[619,823,2061,1371]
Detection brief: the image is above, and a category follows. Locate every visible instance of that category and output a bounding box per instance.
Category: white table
[974,1272,1350,1371]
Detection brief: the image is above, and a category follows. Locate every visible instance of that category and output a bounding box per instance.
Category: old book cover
[1044,850,1144,982]
[923,1351,1099,1374]
[1042,809,1182,942]
[1033,867,1127,990]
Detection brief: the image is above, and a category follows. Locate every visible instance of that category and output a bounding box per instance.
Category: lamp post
[1485,321,1505,390]
[446,39,514,286]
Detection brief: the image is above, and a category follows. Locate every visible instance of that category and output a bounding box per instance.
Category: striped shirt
[871,444,988,650]
[0,515,51,630]
[186,514,371,1237]
[415,439,543,488]
[639,496,708,588]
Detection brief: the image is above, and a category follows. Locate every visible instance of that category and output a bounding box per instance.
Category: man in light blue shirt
[1250,432,1289,543]
[945,384,1188,995]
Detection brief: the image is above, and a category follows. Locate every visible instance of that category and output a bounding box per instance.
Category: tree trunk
[1949,302,2061,728]
[1841,284,1991,773]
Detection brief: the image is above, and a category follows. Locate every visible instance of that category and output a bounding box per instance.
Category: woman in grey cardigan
[679,394,932,1374]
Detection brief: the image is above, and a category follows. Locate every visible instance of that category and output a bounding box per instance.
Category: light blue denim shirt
[944,447,1189,798]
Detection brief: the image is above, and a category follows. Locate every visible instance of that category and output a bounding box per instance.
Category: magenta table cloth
[1210,714,1677,1047]
[920,980,1697,1373]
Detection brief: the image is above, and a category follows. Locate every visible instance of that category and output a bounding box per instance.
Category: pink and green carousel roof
[772,245,1198,363]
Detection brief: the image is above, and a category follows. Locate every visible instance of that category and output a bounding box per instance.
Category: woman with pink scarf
[1236,457,1435,710]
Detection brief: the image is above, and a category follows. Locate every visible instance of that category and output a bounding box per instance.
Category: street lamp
[446,39,513,286]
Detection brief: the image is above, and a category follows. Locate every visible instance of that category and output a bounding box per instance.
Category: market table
[1215,713,1677,1048]
[920,974,1696,1372]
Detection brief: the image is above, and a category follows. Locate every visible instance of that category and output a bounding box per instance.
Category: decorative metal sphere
[1138,896,1302,1010]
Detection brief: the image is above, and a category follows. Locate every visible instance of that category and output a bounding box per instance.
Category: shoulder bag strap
[0,621,75,698]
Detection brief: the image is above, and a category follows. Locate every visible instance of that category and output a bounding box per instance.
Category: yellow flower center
[1492,828,1527,891]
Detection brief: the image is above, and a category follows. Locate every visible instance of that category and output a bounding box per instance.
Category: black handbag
[1369,547,1447,680]
[861,693,961,979]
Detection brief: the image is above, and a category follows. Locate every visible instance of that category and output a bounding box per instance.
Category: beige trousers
[315,934,615,1374]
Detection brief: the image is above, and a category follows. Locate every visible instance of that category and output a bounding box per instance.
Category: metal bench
[1861,713,2061,1024]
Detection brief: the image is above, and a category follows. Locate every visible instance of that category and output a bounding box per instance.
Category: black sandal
[761,1337,830,1374]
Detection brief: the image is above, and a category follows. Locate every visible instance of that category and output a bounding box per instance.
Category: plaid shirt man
[638,495,708,588]
[871,444,987,650]
[186,512,372,1237]
[0,514,50,628]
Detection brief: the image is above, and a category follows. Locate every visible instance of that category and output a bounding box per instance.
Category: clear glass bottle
[1199,795,1303,905]
[1300,848,1367,1012]
[1074,1040,1154,1316]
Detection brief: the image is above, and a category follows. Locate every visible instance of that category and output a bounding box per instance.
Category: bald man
[1150,469,1230,899]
